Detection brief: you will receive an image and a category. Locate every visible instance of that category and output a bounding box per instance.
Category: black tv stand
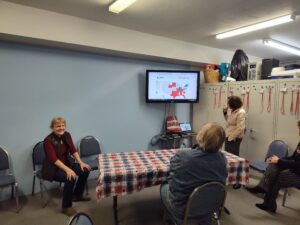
[158,133,196,149]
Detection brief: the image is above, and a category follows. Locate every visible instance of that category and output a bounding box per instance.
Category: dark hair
[228,96,242,111]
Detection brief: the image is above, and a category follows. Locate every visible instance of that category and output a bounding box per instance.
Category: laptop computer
[179,123,195,134]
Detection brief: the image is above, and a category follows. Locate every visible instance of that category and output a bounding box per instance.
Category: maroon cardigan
[42,131,77,181]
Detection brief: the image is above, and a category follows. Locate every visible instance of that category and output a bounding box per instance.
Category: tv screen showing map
[146,70,200,103]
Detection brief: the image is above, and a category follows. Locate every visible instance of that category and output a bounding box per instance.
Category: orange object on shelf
[204,69,220,83]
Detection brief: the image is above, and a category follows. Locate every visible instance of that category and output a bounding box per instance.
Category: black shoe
[72,196,91,202]
[233,184,241,189]
[62,207,77,216]
[255,203,276,213]
[245,186,266,194]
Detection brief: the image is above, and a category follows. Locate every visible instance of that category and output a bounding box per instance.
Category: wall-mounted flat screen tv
[146,70,200,103]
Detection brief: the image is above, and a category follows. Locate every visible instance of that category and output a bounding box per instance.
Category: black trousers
[258,164,300,210]
[53,163,90,208]
[225,138,242,156]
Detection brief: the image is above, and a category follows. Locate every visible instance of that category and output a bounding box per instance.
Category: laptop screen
[180,123,192,132]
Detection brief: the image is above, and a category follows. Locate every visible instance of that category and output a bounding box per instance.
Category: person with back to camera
[160,123,228,225]
[42,117,91,216]
[223,95,246,156]
[246,120,300,213]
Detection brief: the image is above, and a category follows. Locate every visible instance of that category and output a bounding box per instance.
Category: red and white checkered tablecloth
[96,149,249,200]
[222,150,250,185]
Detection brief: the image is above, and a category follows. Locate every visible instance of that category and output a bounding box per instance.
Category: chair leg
[15,183,19,213]
[162,211,175,225]
[213,212,221,225]
[85,182,89,195]
[32,175,36,195]
[11,183,14,199]
[40,179,46,208]
[282,189,288,207]
[163,211,167,223]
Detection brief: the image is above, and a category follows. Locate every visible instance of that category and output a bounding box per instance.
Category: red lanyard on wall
[242,93,246,106]
[218,86,223,108]
[280,87,287,115]
[260,91,264,113]
[229,87,234,96]
[267,87,272,112]
[280,92,285,114]
[213,88,218,108]
[290,90,294,115]
[245,89,250,112]
[241,88,246,110]
[295,89,300,117]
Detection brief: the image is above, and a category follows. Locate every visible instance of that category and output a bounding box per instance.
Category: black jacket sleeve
[277,142,300,175]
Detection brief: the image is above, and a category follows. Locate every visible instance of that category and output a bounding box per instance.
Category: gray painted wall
[0,41,191,200]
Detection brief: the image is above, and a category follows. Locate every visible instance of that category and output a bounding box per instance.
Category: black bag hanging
[230,49,249,81]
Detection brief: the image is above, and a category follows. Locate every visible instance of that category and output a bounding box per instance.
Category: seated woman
[246,120,300,213]
[42,117,91,216]
[160,123,228,225]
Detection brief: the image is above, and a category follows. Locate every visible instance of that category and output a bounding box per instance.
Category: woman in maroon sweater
[42,117,91,216]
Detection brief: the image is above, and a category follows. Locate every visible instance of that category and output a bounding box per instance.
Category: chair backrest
[265,140,289,161]
[68,212,94,225]
[32,141,45,169]
[0,146,10,171]
[78,136,101,157]
[183,181,227,225]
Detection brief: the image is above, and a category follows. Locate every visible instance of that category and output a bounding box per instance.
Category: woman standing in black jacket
[246,121,300,213]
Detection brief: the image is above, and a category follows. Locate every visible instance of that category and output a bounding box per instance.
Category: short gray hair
[196,123,225,153]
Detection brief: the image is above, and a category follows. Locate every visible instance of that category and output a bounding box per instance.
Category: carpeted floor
[1,175,299,225]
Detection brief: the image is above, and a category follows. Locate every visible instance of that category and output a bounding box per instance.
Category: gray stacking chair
[282,187,300,207]
[0,146,19,212]
[78,136,101,194]
[68,212,94,225]
[162,182,227,225]
[32,141,61,207]
[32,141,45,196]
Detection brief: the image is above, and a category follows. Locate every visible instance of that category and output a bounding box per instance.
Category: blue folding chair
[250,140,289,173]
